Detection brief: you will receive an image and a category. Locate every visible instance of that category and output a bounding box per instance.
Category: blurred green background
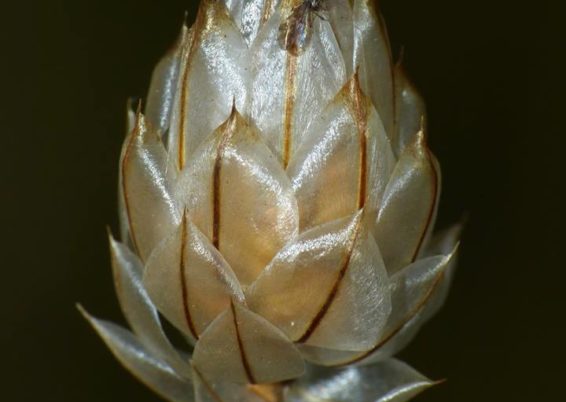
[7,0,565,400]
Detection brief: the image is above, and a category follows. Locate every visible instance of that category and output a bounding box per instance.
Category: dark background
[6,0,565,400]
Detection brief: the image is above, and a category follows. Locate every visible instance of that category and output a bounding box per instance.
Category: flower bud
[81,1,460,401]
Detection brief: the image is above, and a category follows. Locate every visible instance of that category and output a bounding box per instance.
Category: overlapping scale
[247,211,391,352]
[374,131,440,274]
[176,109,299,286]
[192,302,305,385]
[168,0,250,169]
[348,248,458,366]
[143,212,244,341]
[353,0,395,139]
[79,307,194,402]
[109,234,191,376]
[286,358,435,402]
[393,63,427,157]
[420,223,463,321]
[118,101,138,245]
[288,73,395,230]
[145,25,188,136]
[298,247,457,367]
[249,5,347,165]
[120,112,180,261]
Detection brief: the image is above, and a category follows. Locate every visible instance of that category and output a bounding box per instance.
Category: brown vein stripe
[180,211,199,339]
[297,219,362,343]
[350,74,369,210]
[231,302,256,384]
[212,151,222,249]
[192,365,224,402]
[212,110,238,250]
[121,112,142,259]
[177,8,205,169]
[341,270,446,366]
[411,146,439,263]
[282,54,298,168]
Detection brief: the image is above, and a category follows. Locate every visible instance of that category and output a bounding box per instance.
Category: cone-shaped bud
[84,1,460,400]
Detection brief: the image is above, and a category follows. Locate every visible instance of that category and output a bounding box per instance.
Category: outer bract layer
[82,1,460,401]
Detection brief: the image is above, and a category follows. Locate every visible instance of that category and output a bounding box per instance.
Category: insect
[279,0,326,55]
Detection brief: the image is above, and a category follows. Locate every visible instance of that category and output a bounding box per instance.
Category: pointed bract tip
[341,71,370,127]
[219,102,246,136]
[353,65,361,81]
[347,70,364,96]
[231,97,238,116]
[445,242,461,262]
[412,121,428,150]
[106,224,121,243]
[105,226,119,252]
[177,17,190,45]
[433,377,448,386]
[135,98,143,115]
[228,106,242,126]
[76,303,93,322]
[130,109,149,141]
[407,377,444,396]
[126,97,138,113]
[182,10,190,28]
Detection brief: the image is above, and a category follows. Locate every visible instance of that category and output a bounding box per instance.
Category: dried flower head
[81,0,461,401]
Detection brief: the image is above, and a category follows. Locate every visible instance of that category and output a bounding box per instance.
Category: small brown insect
[279,0,326,55]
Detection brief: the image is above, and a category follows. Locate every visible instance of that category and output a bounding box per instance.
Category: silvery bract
[81,0,461,400]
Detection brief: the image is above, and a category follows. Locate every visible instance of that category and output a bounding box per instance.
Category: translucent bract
[81,1,461,401]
